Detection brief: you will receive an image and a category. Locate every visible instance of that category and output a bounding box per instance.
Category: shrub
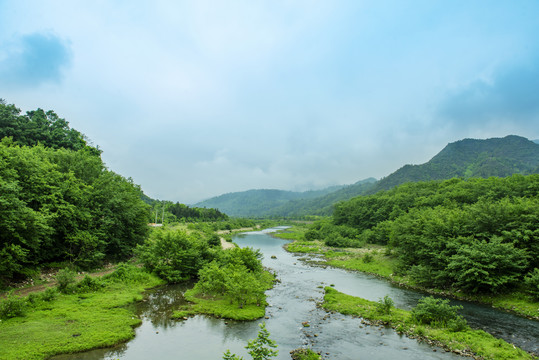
[446,316,468,332]
[363,253,374,263]
[208,234,221,247]
[375,295,394,314]
[136,229,213,282]
[41,287,57,301]
[524,268,539,300]
[0,293,26,319]
[104,263,152,284]
[411,296,465,327]
[56,268,77,293]
[76,275,103,293]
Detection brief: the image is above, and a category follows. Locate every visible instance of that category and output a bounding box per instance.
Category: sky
[1,1,538,204]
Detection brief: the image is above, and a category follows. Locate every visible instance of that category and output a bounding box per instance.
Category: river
[53,227,538,359]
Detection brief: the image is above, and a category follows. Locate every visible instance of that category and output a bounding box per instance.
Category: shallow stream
[53,227,538,359]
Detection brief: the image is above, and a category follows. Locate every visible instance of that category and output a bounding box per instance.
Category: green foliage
[411,296,466,328]
[370,135,539,193]
[326,175,539,295]
[76,275,104,293]
[0,102,99,153]
[323,288,531,359]
[0,117,151,284]
[246,323,278,360]
[524,268,539,300]
[290,348,321,360]
[223,323,278,360]
[136,229,214,283]
[376,295,394,315]
[0,267,163,360]
[446,238,527,293]
[0,293,26,319]
[55,268,76,293]
[194,247,272,309]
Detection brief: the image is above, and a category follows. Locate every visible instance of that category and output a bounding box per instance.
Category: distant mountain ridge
[195,186,346,217]
[196,135,538,217]
[369,135,539,193]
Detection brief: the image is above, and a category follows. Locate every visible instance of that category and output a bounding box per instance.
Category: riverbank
[0,265,163,360]
[322,287,534,360]
[276,227,538,321]
[172,269,275,321]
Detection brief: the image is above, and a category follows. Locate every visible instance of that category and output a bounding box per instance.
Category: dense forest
[305,175,539,296]
[0,101,225,286]
[0,101,151,284]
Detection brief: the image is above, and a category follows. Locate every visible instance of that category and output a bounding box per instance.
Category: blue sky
[1,1,538,203]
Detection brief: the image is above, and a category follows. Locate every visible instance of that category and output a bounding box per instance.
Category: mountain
[264,178,377,217]
[195,135,538,218]
[369,135,539,193]
[194,186,345,217]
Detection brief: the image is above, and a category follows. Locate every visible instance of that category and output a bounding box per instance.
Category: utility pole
[161,206,165,224]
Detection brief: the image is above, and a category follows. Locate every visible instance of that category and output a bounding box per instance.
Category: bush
[136,229,213,282]
[411,296,466,328]
[375,295,394,315]
[76,275,103,293]
[363,253,374,263]
[447,238,528,294]
[446,316,468,332]
[208,234,221,247]
[41,287,57,301]
[0,293,26,319]
[524,268,539,300]
[55,268,77,293]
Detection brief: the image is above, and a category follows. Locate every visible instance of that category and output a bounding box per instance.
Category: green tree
[223,323,278,360]
[447,237,528,293]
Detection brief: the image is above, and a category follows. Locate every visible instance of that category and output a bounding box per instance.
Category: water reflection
[52,227,537,359]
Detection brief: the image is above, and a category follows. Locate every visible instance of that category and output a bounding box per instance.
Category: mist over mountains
[195,135,539,217]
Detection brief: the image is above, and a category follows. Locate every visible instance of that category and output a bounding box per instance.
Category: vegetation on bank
[280,175,539,318]
[323,287,533,360]
[0,264,163,360]
[136,227,275,320]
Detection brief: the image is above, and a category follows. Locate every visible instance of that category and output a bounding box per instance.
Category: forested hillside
[194,186,345,217]
[197,135,538,218]
[306,175,539,296]
[370,135,539,193]
[264,178,376,217]
[0,101,150,285]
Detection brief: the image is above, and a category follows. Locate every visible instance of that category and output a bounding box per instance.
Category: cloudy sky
[1,1,538,203]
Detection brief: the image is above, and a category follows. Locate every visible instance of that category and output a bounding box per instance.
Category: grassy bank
[172,270,275,321]
[280,228,538,320]
[173,287,267,321]
[0,265,163,360]
[323,287,534,360]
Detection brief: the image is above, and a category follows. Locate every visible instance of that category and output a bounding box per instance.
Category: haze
[1,1,538,203]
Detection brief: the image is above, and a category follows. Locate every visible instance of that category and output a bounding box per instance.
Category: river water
[54,227,538,360]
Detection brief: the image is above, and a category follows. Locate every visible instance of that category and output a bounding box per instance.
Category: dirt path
[216,227,255,235]
[220,237,235,250]
[1,266,117,298]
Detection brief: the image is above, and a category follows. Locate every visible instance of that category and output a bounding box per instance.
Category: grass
[290,348,322,360]
[173,269,275,321]
[285,240,325,253]
[322,287,534,360]
[174,287,266,321]
[0,267,163,360]
[272,225,309,241]
[325,250,399,278]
